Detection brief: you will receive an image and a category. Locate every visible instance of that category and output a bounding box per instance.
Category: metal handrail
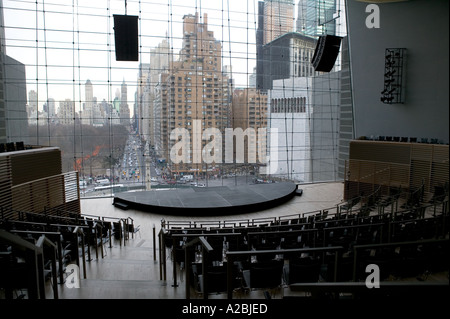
[183,236,214,299]
[35,235,59,299]
[0,229,58,299]
[9,230,65,285]
[73,226,87,279]
[225,246,345,299]
[351,238,450,281]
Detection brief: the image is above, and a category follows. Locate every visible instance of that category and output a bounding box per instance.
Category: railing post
[227,254,234,299]
[98,223,104,258]
[159,231,163,280]
[25,249,40,299]
[202,244,208,299]
[153,224,156,261]
[94,223,99,260]
[185,245,191,299]
[81,232,87,279]
[36,250,46,299]
[334,251,339,282]
[56,234,64,284]
[50,244,59,299]
[172,237,178,287]
[74,231,80,271]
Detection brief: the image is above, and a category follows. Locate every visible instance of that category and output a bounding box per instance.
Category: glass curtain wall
[0,0,347,198]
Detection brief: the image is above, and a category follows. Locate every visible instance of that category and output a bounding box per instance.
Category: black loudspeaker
[311,35,342,72]
[113,15,139,61]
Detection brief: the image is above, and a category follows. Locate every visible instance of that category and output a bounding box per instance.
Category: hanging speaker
[113,15,139,61]
[311,35,342,72]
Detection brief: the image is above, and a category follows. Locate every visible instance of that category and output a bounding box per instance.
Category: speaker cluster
[113,15,139,61]
[311,35,343,73]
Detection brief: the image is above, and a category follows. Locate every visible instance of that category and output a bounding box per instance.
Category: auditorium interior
[0,0,449,307]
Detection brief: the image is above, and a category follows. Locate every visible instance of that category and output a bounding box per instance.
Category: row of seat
[161,197,449,298]
[0,209,136,299]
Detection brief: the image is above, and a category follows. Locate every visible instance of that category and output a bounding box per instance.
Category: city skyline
[3,0,347,114]
[26,78,133,116]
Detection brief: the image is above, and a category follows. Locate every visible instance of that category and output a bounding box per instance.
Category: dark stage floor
[113,182,298,215]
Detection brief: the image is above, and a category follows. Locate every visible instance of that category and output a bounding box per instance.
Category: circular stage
[113,182,298,216]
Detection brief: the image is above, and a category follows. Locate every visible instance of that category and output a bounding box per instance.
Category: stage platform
[113,182,298,216]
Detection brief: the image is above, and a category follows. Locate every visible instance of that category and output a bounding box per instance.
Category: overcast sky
[3,0,261,113]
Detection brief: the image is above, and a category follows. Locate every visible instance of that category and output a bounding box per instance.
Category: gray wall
[346,0,449,143]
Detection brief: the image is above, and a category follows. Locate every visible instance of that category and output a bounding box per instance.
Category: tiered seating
[160,187,449,299]
[0,208,137,299]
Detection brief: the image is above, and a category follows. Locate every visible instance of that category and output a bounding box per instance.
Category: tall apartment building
[262,0,295,45]
[120,79,130,126]
[27,90,38,116]
[142,38,171,146]
[154,72,169,162]
[82,79,93,125]
[258,32,317,91]
[296,0,338,37]
[232,88,268,164]
[1,54,28,143]
[155,13,230,176]
[256,0,295,91]
[136,63,150,138]
[45,98,56,118]
[58,99,76,125]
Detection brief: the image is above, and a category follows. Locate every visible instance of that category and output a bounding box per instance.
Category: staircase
[45,236,187,299]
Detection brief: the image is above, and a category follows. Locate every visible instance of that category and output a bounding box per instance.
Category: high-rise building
[120,79,130,126]
[258,32,317,91]
[136,63,151,138]
[139,37,171,145]
[58,99,76,125]
[82,79,93,125]
[262,0,295,45]
[297,0,338,37]
[27,90,38,116]
[268,77,313,182]
[47,98,56,118]
[268,72,341,183]
[1,54,28,143]
[155,13,230,176]
[232,88,268,165]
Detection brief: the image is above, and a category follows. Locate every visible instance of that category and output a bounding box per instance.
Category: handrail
[73,226,87,279]
[35,235,59,299]
[158,228,167,281]
[169,232,242,292]
[225,246,344,299]
[351,238,449,281]
[9,230,65,284]
[0,229,38,252]
[127,217,134,239]
[0,229,57,299]
[183,236,214,299]
[247,228,319,249]
[160,196,449,233]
